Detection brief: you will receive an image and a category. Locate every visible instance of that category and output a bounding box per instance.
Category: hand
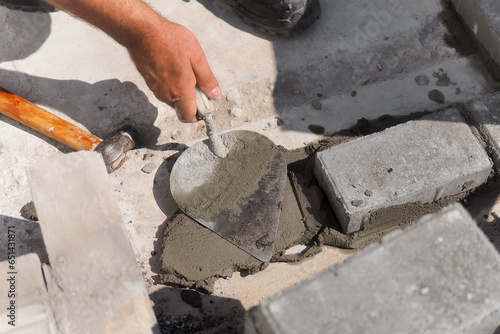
[127,20,221,122]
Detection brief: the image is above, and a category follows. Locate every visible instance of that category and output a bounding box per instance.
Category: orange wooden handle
[0,87,102,151]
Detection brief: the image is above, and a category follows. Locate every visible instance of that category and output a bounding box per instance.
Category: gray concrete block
[27,151,159,334]
[464,92,500,170]
[247,204,500,334]
[0,254,57,333]
[450,0,500,68]
[314,108,492,234]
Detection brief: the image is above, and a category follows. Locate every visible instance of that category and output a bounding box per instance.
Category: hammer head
[95,125,139,173]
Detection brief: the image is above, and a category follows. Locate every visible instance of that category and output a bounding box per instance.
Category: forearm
[44,0,165,48]
[45,0,221,122]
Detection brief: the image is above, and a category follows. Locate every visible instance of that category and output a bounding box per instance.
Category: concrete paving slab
[314,108,492,234]
[450,0,500,67]
[0,0,497,330]
[27,151,159,334]
[0,254,57,334]
[247,204,500,334]
[465,92,500,170]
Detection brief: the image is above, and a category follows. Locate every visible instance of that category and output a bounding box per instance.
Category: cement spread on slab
[170,130,287,262]
[159,112,489,293]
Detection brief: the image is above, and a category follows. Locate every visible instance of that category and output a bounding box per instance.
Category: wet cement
[159,213,265,293]
[170,130,287,262]
[159,111,491,293]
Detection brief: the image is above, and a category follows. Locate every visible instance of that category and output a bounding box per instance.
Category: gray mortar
[170,130,287,262]
[159,213,265,293]
[161,146,325,292]
[160,109,500,294]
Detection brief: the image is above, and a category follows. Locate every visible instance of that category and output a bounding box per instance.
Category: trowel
[170,89,287,262]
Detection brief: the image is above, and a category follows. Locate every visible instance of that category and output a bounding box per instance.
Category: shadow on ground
[0,8,161,150]
[0,8,51,62]
[0,69,161,149]
[150,287,245,334]
[0,214,48,264]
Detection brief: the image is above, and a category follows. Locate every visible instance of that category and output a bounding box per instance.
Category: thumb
[192,54,221,100]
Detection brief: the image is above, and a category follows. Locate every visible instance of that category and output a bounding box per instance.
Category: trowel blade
[170,130,287,262]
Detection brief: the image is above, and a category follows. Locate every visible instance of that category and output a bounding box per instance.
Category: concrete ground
[1,0,500,332]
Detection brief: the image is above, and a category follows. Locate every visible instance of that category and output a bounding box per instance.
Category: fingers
[129,20,220,123]
[174,48,221,123]
[173,85,198,123]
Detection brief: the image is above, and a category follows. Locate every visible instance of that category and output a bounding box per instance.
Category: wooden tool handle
[0,86,102,151]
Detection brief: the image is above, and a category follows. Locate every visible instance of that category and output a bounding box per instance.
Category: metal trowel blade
[170,130,287,262]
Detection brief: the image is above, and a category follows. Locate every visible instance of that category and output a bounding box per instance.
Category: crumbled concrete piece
[450,0,500,67]
[20,201,38,221]
[229,107,244,118]
[311,101,322,110]
[225,88,241,104]
[27,151,159,334]
[0,254,57,333]
[314,108,492,234]
[247,204,500,334]
[170,130,182,140]
[464,92,500,170]
[142,162,157,174]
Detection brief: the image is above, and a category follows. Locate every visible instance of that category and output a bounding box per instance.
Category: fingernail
[209,86,222,99]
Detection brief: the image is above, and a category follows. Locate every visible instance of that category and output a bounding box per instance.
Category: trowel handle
[195,87,215,118]
[195,87,227,158]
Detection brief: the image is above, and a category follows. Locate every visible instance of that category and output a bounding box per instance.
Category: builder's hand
[43,0,221,123]
[127,21,221,123]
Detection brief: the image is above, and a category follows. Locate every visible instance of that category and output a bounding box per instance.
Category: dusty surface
[1,0,500,333]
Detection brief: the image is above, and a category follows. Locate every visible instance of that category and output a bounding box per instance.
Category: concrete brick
[247,204,500,334]
[314,108,492,234]
[0,254,57,334]
[450,0,500,68]
[465,92,500,170]
[27,151,159,334]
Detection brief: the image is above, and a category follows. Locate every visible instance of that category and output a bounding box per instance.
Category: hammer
[0,86,138,173]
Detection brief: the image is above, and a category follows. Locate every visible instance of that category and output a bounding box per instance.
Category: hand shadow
[0,8,161,149]
[0,68,161,150]
[0,7,51,63]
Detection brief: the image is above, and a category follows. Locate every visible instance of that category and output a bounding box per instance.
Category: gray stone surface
[314,108,492,234]
[27,151,159,334]
[247,204,500,334]
[450,0,500,67]
[465,91,500,170]
[0,0,497,326]
[0,254,57,334]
